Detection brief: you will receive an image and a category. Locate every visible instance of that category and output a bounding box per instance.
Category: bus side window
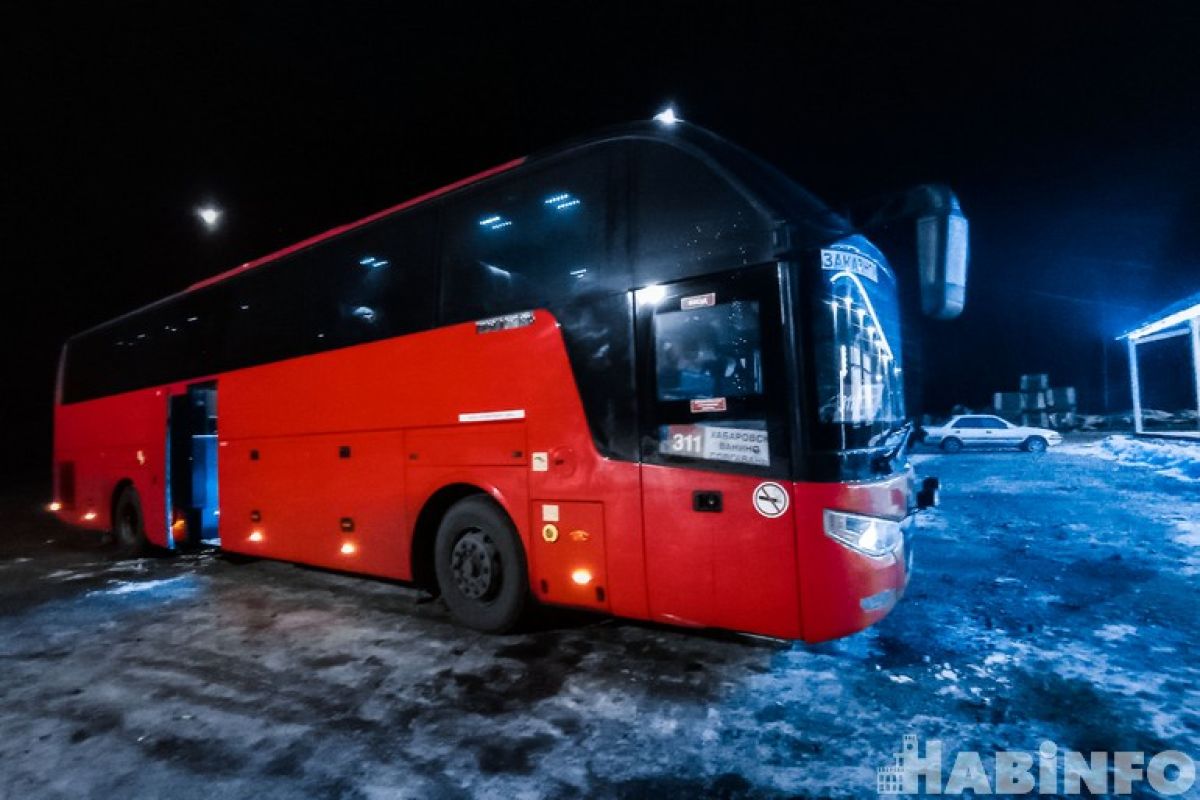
[439,151,615,324]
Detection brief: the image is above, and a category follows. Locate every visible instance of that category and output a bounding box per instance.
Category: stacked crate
[993,374,1078,429]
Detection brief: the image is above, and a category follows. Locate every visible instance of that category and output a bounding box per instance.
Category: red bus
[51,120,967,641]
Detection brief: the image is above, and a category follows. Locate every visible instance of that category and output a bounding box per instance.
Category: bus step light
[248,530,265,543]
[47,501,62,512]
[82,511,98,521]
[340,541,357,556]
[571,568,592,586]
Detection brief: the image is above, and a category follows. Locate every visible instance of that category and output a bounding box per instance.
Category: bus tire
[1022,436,1048,453]
[941,437,963,454]
[433,496,528,634]
[111,485,149,558]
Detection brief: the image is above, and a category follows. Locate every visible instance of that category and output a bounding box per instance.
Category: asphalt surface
[1,439,1198,799]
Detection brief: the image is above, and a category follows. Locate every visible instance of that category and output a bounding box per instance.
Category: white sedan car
[922,414,1063,453]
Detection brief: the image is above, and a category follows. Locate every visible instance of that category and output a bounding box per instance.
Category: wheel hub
[450,530,500,601]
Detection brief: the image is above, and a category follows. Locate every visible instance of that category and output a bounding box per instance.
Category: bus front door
[635,268,802,638]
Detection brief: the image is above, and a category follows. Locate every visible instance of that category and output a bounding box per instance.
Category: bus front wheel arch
[411,484,490,592]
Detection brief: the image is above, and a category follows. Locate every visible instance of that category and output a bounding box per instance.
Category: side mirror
[849,184,970,320]
[914,186,969,320]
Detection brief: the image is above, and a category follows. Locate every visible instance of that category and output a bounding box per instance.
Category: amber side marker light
[571,568,593,586]
[248,530,265,543]
[47,501,62,512]
[340,542,357,556]
[82,511,98,521]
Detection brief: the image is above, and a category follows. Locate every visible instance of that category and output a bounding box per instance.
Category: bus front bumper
[792,474,916,642]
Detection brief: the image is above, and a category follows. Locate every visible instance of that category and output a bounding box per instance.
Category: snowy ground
[1,437,1198,799]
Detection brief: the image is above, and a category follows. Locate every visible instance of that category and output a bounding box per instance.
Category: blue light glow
[479,214,512,231]
[544,193,571,205]
[554,199,581,210]
[358,255,390,269]
[352,306,377,323]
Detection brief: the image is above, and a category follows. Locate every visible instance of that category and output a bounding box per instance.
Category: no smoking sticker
[752,482,789,518]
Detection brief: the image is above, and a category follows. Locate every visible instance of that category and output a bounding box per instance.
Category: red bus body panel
[53,312,912,642]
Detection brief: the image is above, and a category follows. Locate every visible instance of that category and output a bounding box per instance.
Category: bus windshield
[810,237,905,452]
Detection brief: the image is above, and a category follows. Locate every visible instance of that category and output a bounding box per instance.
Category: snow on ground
[1,441,1199,798]
[1058,433,1200,481]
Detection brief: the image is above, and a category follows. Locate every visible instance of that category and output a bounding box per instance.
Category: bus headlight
[823,509,904,558]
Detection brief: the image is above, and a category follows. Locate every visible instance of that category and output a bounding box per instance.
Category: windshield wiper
[871,421,914,473]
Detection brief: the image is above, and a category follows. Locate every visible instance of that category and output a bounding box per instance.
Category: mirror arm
[849,184,963,232]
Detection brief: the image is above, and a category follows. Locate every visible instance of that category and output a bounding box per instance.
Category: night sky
[6,2,1200,481]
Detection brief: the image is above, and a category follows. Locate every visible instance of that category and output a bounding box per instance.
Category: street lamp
[196,206,222,229]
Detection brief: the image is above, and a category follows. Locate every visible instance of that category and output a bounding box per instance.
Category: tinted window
[654,300,763,402]
[440,152,615,324]
[221,211,436,365]
[63,211,437,403]
[981,417,1008,429]
[552,291,638,461]
[952,418,978,429]
[632,141,774,285]
[62,288,229,403]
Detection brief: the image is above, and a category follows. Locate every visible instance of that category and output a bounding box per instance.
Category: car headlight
[823,509,905,557]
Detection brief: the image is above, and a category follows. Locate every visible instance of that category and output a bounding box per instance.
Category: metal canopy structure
[1118,290,1200,438]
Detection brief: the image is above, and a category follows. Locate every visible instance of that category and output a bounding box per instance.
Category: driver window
[654,300,763,401]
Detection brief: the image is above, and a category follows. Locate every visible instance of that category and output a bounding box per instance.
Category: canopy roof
[1118,289,1200,341]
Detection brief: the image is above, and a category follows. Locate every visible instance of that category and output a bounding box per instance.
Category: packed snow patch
[1095,624,1138,642]
[1059,435,1200,481]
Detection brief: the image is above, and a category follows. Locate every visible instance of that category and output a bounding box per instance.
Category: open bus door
[167,382,219,546]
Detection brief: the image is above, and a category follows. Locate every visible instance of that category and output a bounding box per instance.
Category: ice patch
[91,577,189,596]
[1173,520,1200,548]
[1095,624,1138,642]
[888,674,915,684]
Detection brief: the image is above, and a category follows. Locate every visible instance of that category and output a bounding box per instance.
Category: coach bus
[51,119,967,641]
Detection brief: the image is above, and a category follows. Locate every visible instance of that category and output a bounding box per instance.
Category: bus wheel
[433,496,528,633]
[941,437,963,454]
[111,486,149,558]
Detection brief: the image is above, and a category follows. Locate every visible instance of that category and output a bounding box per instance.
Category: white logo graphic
[752,482,789,518]
[877,732,1195,796]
